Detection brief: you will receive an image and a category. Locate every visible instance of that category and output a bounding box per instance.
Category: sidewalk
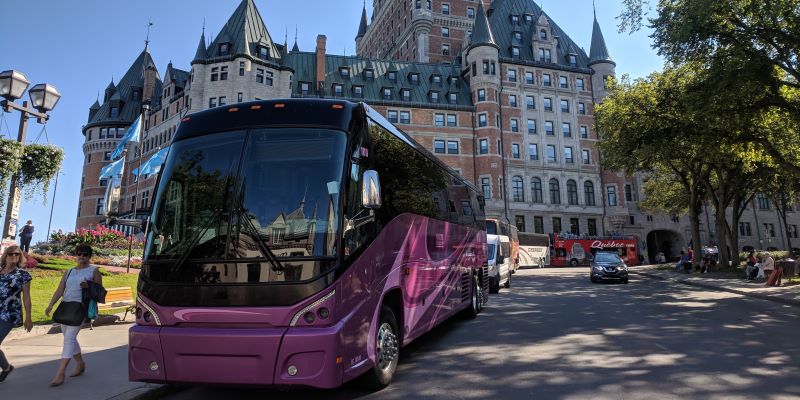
[1,321,170,400]
[631,264,800,306]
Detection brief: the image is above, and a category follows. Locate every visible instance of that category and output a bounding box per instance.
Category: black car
[589,251,629,283]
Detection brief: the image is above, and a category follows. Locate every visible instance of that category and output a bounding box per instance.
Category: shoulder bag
[52,270,86,326]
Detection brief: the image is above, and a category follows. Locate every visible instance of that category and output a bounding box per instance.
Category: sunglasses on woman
[7,253,21,256]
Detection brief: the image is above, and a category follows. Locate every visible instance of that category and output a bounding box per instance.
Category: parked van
[487,234,512,293]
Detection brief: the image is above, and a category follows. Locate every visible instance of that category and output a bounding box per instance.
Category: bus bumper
[129,323,345,388]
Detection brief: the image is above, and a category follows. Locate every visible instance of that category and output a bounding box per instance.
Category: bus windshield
[145,128,346,265]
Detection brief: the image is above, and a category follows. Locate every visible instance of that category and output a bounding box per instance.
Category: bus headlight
[290,290,336,327]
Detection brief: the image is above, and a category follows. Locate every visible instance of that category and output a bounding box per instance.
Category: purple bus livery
[128,99,489,390]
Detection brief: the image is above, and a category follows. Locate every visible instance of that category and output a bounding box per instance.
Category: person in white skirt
[44,244,102,387]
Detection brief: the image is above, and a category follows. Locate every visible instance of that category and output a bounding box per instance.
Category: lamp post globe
[28,83,61,113]
[0,70,30,101]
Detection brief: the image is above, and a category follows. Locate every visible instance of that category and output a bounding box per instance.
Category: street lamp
[0,69,61,246]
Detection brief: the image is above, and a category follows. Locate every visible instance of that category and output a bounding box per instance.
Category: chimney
[315,35,327,92]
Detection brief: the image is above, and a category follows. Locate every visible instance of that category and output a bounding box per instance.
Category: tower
[588,6,616,103]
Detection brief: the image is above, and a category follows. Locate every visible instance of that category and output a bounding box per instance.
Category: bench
[98,287,136,321]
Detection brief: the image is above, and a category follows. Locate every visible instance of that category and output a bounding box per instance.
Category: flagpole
[126,102,149,273]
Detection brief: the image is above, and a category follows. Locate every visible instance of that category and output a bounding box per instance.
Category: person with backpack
[19,220,34,253]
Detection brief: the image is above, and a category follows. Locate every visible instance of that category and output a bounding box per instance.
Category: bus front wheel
[363,306,399,390]
[570,259,579,267]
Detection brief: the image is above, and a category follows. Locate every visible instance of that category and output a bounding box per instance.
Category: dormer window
[540,29,548,40]
[449,76,459,86]
[512,31,522,45]
[511,46,520,58]
[258,46,269,60]
[132,87,141,101]
[364,69,375,81]
[353,85,364,98]
[409,73,420,85]
[448,92,458,105]
[510,15,519,24]
[333,84,344,97]
[300,82,311,95]
[340,67,351,79]
[401,89,411,101]
[539,48,552,63]
[110,107,119,118]
[525,14,533,23]
[382,87,392,100]
[220,43,230,56]
[569,54,577,66]
[429,91,440,103]
[431,74,442,85]
[387,71,397,82]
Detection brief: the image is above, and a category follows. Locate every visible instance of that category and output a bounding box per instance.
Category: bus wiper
[235,207,285,273]
[168,207,225,275]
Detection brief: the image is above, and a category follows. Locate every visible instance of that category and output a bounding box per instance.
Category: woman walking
[44,243,102,387]
[0,245,33,383]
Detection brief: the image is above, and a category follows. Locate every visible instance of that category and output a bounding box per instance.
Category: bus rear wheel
[363,306,399,390]
[464,273,483,319]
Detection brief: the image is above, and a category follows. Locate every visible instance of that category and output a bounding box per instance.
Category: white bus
[518,232,550,268]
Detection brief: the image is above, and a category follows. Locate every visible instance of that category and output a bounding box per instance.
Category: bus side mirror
[361,170,382,209]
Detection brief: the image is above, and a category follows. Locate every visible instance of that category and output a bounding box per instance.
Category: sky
[0,0,663,245]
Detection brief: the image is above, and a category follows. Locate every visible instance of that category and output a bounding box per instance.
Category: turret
[88,99,101,123]
[355,3,368,49]
[588,7,616,102]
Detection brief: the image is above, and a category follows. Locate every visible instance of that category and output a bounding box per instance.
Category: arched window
[531,177,543,203]
[584,181,596,206]
[549,178,560,204]
[512,176,524,202]
[567,179,578,205]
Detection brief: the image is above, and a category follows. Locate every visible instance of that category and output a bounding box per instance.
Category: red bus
[550,234,639,267]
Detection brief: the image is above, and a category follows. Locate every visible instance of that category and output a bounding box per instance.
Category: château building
[77,0,800,261]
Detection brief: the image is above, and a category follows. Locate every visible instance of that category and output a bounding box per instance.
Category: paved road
[159,268,800,400]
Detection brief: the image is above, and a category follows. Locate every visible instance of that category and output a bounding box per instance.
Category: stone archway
[646,230,685,263]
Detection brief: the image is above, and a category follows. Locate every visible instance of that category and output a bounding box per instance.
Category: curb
[6,313,132,341]
[632,270,800,307]
[107,384,186,400]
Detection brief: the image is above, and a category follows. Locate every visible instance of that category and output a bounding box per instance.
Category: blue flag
[140,146,170,177]
[99,157,124,180]
[111,115,142,160]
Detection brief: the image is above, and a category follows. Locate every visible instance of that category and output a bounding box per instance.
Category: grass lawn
[26,269,139,325]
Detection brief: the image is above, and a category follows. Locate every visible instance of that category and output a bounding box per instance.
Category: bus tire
[503,270,511,288]
[363,306,400,391]
[489,276,500,294]
[464,273,482,319]
[570,258,579,267]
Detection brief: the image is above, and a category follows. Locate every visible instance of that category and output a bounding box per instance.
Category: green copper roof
[196,0,281,63]
[589,13,614,66]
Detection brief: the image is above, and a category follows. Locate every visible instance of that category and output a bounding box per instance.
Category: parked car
[589,251,629,284]
[487,234,512,293]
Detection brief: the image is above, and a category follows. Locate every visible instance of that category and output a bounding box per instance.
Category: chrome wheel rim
[376,322,398,371]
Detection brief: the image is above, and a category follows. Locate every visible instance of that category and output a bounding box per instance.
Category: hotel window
[220,66,228,80]
[509,95,518,107]
[300,82,310,95]
[559,76,568,88]
[442,27,449,37]
[388,110,398,123]
[625,184,634,202]
[764,223,776,238]
[383,88,392,100]
[512,176,524,202]
[399,111,411,124]
[447,114,457,126]
[483,61,491,74]
[353,86,364,98]
[256,69,265,83]
[539,49,552,63]
[110,107,119,118]
[544,97,552,111]
[540,29,548,40]
[576,78,585,91]
[560,99,569,113]
[432,74,442,85]
[364,69,375,81]
[511,15,519,24]
[103,151,111,161]
[467,7,475,18]
[477,89,486,102]
[512,47,520,58]
[220,43,230,56]
[529,143,538,160]
[435,113,445,126]
[333,84,343,97]
[239,61,245,76]
[584,181,596,206]
[430,91,440,103]
[442,3,449,14]
[790,225,798,238]
[516,216,526,232]
[545,121,554,135]
[527,119,537,134]
[442,43,450,55]
[340,67,350,79]
[607,186,618,206]
[218,96,227,106]
[578,102,586,115]
[567,180,579,205]
[512,144,520,159]
[739,222,752,236]
[209,97,217,108]
[434,140,446,154]
[757,193,770,210]
[409,73,420,85]
[237,92,243,103]
[211,67,219,81]
[582,149,591,164]
[401,89,411,101]
[525,72,535,85]
[588,219,597,236]
[512,31,522,45]
[96,198,104,215]
[387,71,397,81]
[534,216,544,234]
[562,123,571,137]
[478,114,488,127]
[543,74,551,86]
[531,178,543,203]
[526,96,535,109]
[510,119,519,132]
[549,179,561,204]
[448,93,457,104]
[447,140,459,154]
[569,55,577,66]
[508,69,517,82]
[547,145,556,162]
[564,147,573,163]
[479,139,489,154]
[481,177,491,199]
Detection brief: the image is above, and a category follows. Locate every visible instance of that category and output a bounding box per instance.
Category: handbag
[53,301,86,326]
